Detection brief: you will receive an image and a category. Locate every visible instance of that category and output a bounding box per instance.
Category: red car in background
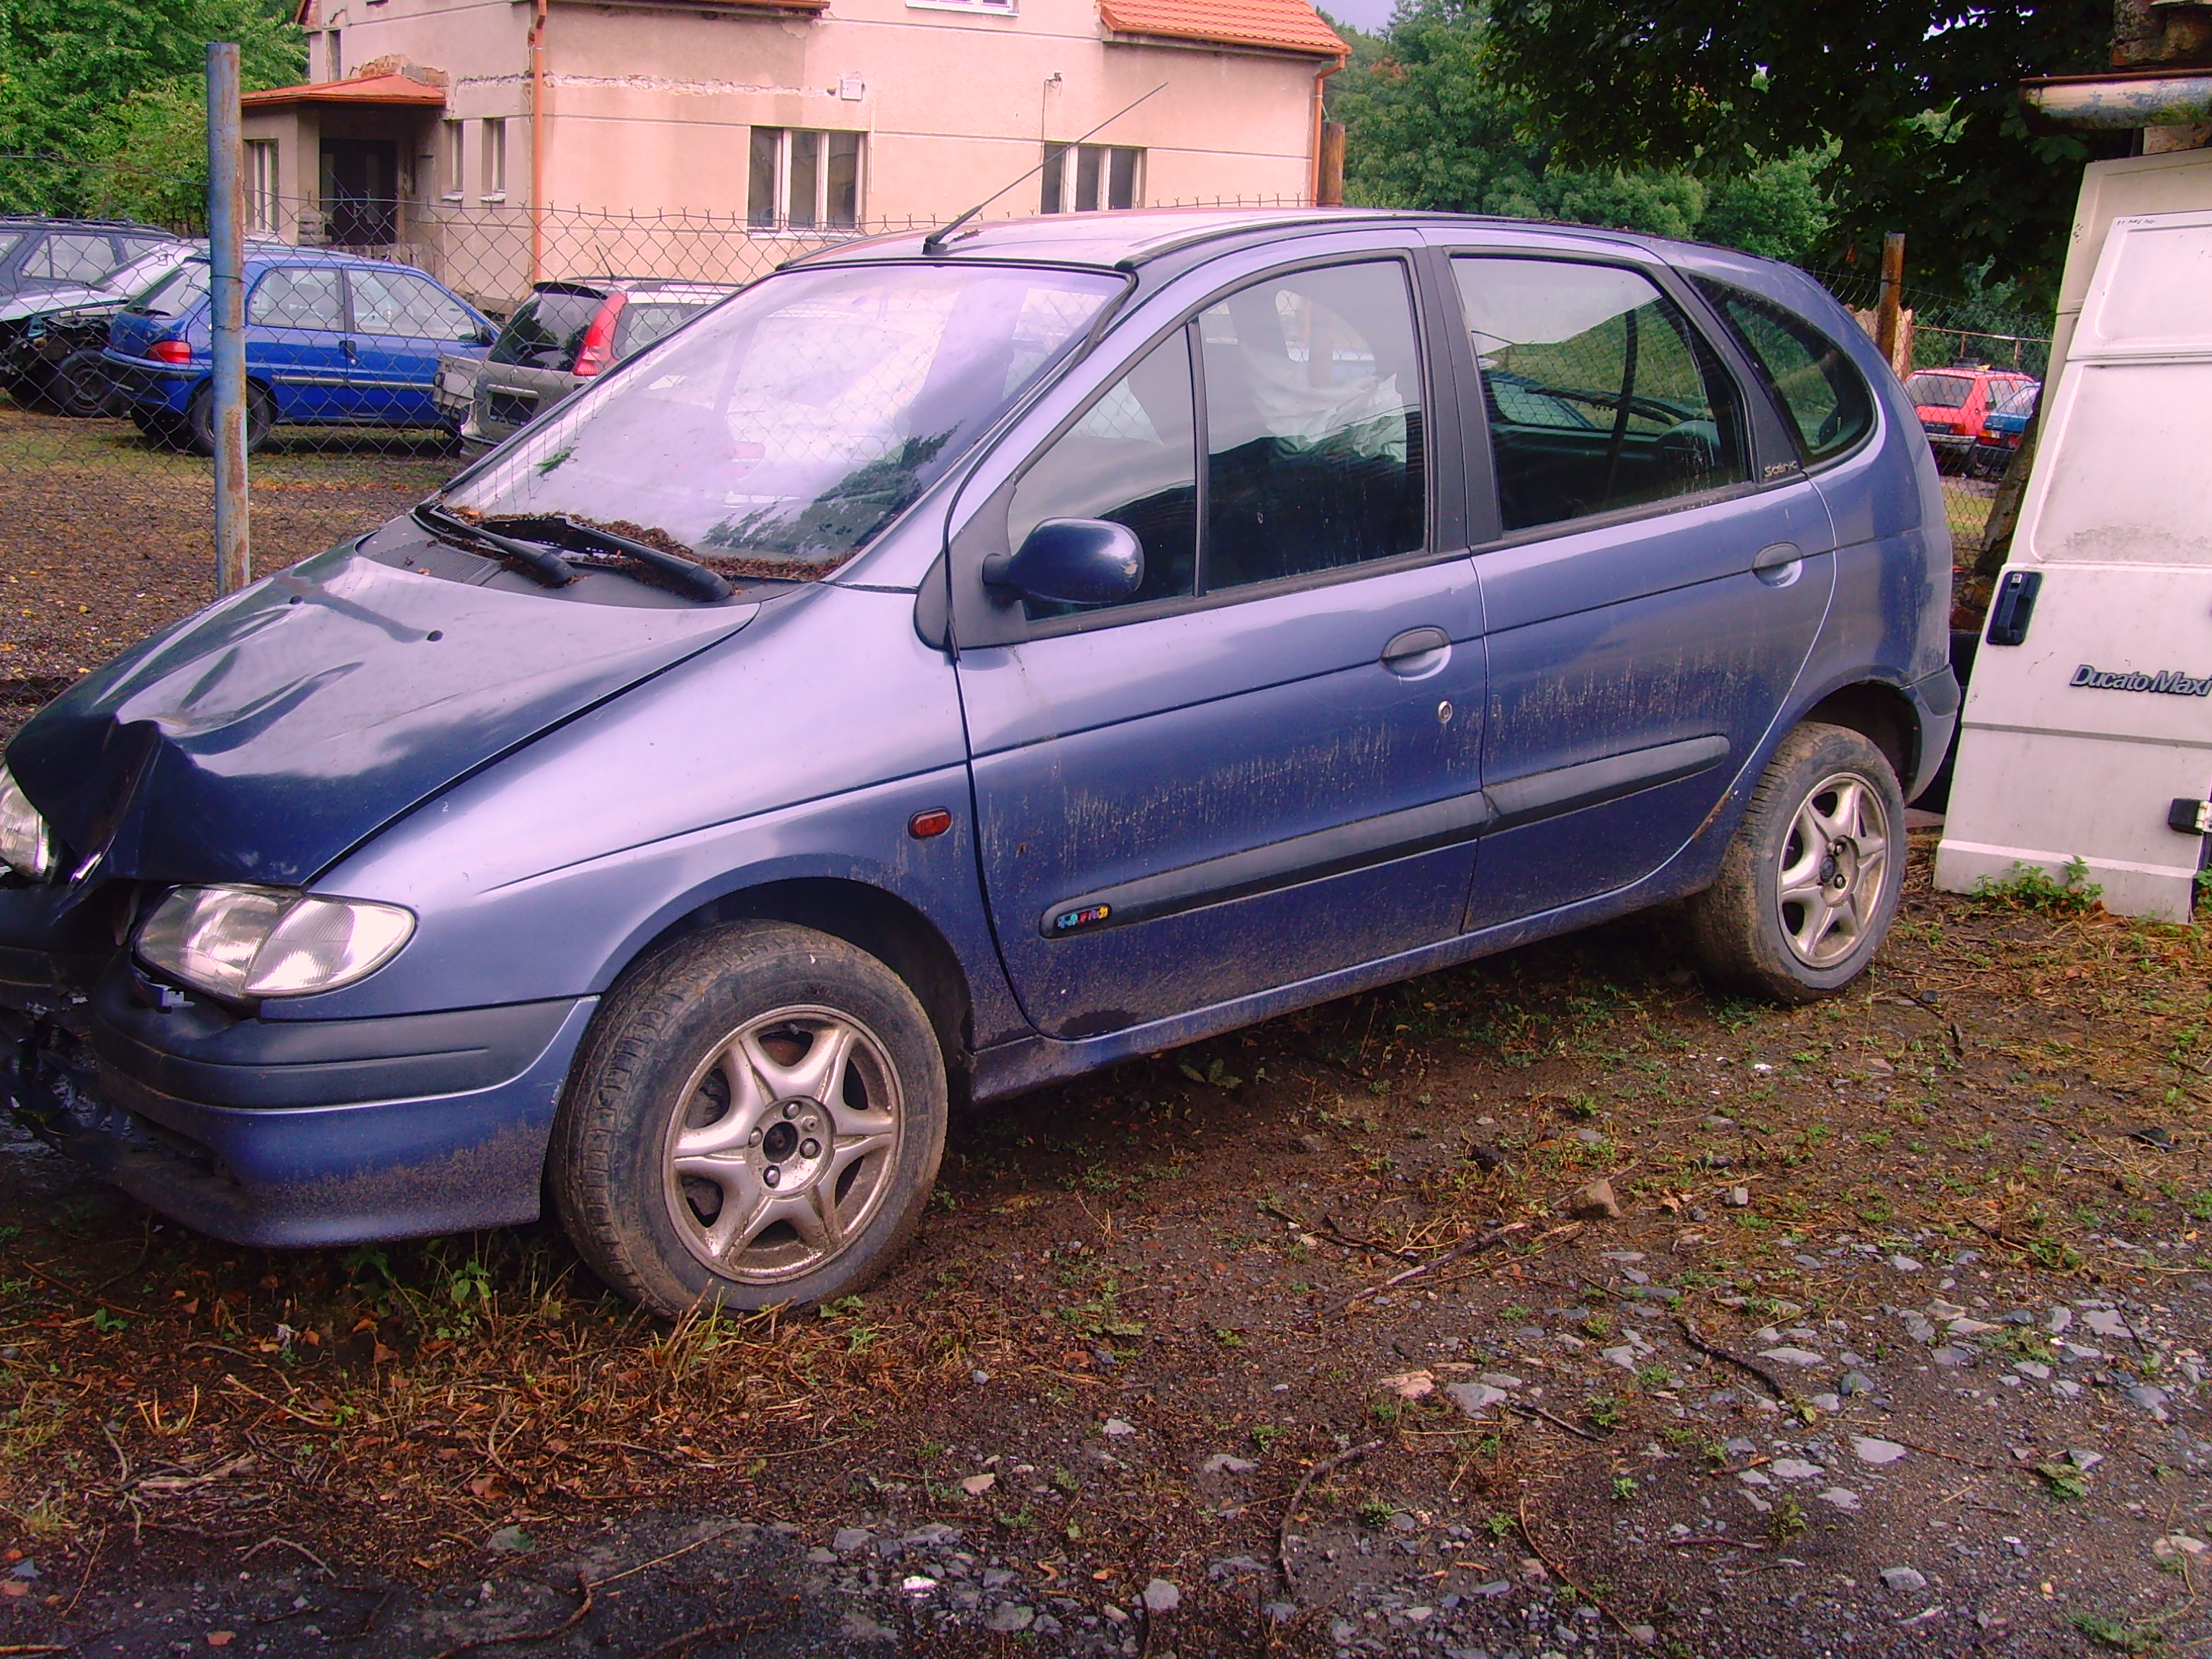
[1904,365,2037,471]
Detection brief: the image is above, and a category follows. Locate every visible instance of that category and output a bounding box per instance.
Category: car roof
[0,217,179,235]
[534,277,738,296]
[791,206,1673,273]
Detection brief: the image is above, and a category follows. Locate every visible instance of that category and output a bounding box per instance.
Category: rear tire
[1686,722,1906,1003]
[48,350,115,418]
[550,922,948,1318]
[184,382,274,456]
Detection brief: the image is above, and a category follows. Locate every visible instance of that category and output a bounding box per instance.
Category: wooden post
[1874,232,1905,374]
[1316,121,1346,207]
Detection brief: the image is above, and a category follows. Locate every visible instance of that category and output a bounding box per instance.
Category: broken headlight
[0,766,56,882]
[136,885,415,1000]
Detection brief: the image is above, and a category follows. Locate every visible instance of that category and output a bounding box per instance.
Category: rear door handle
[1753,541,1803,587]
[1380,626,1451,676]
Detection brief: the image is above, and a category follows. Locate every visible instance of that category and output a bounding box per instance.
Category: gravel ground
[0,399,2206,1659]
[0,403,454,739]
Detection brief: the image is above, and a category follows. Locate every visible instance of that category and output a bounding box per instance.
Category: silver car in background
[459,278,734,453]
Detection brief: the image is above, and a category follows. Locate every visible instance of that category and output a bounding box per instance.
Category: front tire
[550,922,948,1318]
[48,350,115,417]
[1686,722,1905,1003]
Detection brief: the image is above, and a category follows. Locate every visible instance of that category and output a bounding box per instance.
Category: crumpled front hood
[5,541,759,887]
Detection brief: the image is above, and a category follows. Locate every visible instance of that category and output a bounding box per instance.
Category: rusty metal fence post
[206,42,250,597]
[1874,232,1906,377]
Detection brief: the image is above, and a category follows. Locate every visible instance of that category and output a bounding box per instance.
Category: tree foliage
[1480,0,2124,304]
[0,0,304,219]
[1328,1,1833,264]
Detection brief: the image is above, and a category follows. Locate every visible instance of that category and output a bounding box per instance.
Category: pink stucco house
[238,0,1344,296]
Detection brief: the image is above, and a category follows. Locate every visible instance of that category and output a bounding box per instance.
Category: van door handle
[1753,542,1803,587]
[1380,626,1451,676]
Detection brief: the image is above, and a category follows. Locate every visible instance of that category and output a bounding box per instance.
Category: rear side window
[614,299,714,360]
[1696,279,1876,464]
[490,289,603,369]
[1455,258,1745,534]
[27,233,119,282]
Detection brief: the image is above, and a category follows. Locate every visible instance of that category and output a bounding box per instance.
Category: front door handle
[1753,541,1803,588]
[1380,626,1451,677]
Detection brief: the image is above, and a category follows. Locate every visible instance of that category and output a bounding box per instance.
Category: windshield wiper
[413,501,575,588]
[490,514,733,603]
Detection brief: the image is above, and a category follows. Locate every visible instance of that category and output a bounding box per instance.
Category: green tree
[0,0,304,218]
[1326,1,1832,262]
[1481,0,2123,306]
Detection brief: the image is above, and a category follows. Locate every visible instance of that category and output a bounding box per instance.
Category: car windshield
[130,259,210,319]
[443,261,1123,578]
[1904,372,1972,408]
[0,233,20,264]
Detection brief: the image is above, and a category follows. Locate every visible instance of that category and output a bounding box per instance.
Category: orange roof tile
[241,73,449,109]
[1099,0,1345,58]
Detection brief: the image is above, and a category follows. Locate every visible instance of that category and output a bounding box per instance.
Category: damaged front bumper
[1,917,595,1245]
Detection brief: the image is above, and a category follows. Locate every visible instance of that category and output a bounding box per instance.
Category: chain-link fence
[1,198,2049,739]
[1808,264,2054,592]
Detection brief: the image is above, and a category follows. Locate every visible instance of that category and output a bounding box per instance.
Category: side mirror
[981,518,1143,607]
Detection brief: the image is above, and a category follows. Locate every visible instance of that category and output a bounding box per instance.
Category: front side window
[351,268,479,340]
[1005,258,1426,622]
[1455,257,1745,534]
[1009,330,1198,620]
[1200,261,1426,590]
[247,266,346,331]
[1693,278,1873,463]
[750,129,862,231]
[1040,144,1140,214]
[444,261,1120,578]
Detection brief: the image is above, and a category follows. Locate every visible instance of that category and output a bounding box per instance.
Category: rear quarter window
[1694,278,1875,464]
[613,299,714,360]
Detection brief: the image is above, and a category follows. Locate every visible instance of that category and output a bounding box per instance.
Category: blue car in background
[103,246,495,454]
[3,210,1957,1317]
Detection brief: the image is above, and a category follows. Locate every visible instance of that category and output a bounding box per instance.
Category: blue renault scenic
[0,210,1956,1316]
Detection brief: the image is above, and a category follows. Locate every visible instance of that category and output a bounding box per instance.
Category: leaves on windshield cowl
[703,430,953,576]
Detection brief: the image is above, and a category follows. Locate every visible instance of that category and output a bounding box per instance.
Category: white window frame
[1040,143,1142,215]
[907,0,1015,14]
[480,117,507,201]
[244,140,280,233]
[747,127,864,234]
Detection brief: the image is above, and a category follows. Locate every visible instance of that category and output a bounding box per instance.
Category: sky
[1321,0,1396,36]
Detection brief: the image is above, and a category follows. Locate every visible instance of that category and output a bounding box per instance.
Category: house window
[442,120,464,197]
[748,128,861,230]
[481,118,506,199]
[244,140,279,233]
[1040,144,1139,214]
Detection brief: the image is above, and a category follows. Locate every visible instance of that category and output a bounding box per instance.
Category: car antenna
[920,83,1168,256]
